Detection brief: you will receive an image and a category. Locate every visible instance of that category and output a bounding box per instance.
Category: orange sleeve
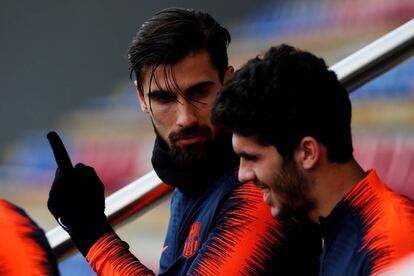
[0,199,59,275]
[86,232,155,275]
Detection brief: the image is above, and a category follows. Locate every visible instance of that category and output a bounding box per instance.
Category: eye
[150,91,176,103]
[240,153,258,162]
[243,155,257,162]
[190,87,209,98]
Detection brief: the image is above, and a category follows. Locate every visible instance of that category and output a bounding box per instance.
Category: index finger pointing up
[47,131,74,172]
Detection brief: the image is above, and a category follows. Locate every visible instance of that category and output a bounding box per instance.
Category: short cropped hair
[212,44,353,162]
[128,8,231,94]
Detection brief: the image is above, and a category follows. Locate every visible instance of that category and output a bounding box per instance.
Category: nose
[238,159,255,183]
[176,101,198,128]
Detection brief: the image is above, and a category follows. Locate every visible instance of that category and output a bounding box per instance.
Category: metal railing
[47,18,414,261]
[331,19,414,92]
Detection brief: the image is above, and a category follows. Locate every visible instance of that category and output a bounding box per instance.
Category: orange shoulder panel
[0,199,56,275]
[344,169,414,274]
[190,182,283,275]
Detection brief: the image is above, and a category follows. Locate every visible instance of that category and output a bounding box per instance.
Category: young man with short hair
[212,44,414,275]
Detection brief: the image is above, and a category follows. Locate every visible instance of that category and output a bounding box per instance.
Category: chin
[272,206,299,221]
[270,207,280,219]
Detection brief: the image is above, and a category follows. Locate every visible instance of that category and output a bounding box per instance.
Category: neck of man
[308,158,366,223]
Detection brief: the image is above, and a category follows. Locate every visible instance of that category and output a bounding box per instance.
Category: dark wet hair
[128,7,231,99]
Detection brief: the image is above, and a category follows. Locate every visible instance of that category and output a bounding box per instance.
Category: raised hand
[47,131,112,256]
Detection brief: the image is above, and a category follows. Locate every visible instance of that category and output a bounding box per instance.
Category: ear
[223,66,234,83]
[134,80,149,113]
[295,136,320,170]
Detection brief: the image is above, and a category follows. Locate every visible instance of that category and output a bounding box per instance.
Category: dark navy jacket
[85,138,322,275]
[159,170,322,275]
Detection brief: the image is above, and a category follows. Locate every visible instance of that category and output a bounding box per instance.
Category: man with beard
[47,9,321,275]
[212,44,414,275]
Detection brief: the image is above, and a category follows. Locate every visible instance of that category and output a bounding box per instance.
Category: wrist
[63,214,113,256]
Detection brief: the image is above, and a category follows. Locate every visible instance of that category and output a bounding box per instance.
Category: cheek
[265,171,287,201]
[151,103,176,119]
[200,105,215,129]
[151,114,173,136]
[269,184,284,203]
[204,91,219,117]
[276,165,307,200]
[203,102,214,118]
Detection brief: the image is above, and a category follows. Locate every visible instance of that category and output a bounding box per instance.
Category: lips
[254,180,268,190]
[254,180,272,206]
[169,125,212,146]
[175,133,208,145]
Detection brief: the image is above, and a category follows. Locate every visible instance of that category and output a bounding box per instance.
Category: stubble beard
[271,159,316,221]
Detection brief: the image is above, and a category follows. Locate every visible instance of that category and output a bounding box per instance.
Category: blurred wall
[0,0,276,155]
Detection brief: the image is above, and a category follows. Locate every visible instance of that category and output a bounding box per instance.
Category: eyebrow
[187,80,215,93]
[236,150,258,160]
[146,80,215,97]
[146,89,174,97]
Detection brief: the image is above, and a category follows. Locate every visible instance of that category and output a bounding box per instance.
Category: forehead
[232,134,263,151]
[232,133,279,156]
[142,51,219,93]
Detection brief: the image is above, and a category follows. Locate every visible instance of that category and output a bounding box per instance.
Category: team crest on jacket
[183,222,202,259]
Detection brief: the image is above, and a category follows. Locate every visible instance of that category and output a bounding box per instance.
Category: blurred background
[0,0,413,274]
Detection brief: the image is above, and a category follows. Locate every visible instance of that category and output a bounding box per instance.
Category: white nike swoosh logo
[58,217,69,232]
